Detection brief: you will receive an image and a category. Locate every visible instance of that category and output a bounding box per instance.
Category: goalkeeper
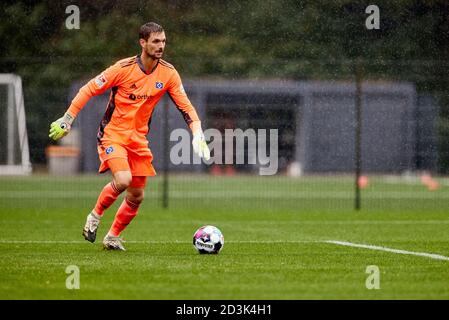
[49,22,210,251]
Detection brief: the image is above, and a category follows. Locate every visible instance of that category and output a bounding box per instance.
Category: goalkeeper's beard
[146,49,163,60]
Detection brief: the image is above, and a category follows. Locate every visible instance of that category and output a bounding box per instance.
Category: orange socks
[94,181,123,216]
[108,198,140,237]
[93,181,142,237]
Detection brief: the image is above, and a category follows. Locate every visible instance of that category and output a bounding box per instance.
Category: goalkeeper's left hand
[192,129,210,160]
[49,112,74,141]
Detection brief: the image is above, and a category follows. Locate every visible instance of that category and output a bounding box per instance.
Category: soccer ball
[193,225,224,254]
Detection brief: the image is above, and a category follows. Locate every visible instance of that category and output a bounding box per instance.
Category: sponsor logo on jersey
[129,93,151,100]
[95,73,107,88]
[155,81,164,89]
[105,146,114,154]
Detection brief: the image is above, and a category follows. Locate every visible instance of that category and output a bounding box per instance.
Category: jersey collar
[136,55,159,75]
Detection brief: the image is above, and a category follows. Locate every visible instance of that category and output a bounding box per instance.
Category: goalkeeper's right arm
[49,60,123,141]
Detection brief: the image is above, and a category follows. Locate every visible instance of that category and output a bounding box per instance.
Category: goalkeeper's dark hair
[139,22,164,40]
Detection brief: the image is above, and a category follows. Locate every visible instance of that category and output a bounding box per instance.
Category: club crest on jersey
[105,146,114,154]
[155,82,164,89]
[95,73,107,88]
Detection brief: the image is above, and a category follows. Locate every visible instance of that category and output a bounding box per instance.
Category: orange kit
[67,56,201,176]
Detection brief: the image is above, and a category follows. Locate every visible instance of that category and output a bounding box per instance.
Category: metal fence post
[162,96,169,209]
[355,60,363,211]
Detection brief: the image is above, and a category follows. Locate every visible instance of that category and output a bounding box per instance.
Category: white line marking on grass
[3,239,448,262]
[325,240,449,262]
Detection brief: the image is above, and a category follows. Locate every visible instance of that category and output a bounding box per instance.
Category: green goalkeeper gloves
[192,130,210,160]
[49,112,74,141]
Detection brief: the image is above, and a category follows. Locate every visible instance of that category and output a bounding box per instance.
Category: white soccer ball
[193,225,224,254]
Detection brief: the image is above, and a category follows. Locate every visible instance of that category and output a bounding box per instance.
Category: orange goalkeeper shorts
[97,143,156,177]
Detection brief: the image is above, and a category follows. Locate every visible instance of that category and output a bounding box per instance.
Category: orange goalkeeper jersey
[67,55,201,149]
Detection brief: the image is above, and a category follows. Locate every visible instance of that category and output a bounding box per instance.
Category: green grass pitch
[0,174,448,299]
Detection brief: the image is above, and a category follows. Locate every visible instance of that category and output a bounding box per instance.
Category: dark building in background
[70,79,438,175]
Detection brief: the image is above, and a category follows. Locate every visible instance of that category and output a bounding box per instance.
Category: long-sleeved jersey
[68,55,201,149]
